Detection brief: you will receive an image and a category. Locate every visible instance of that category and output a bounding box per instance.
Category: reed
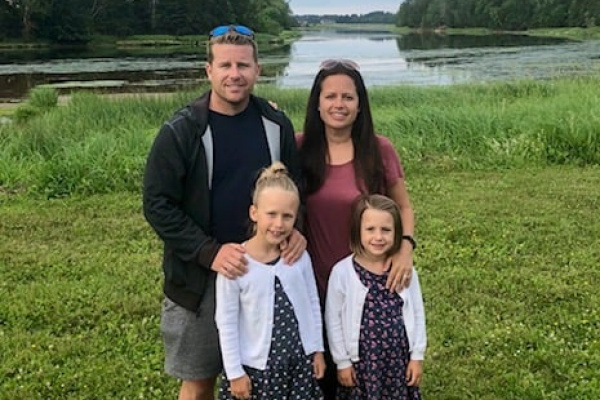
[1,77,599,197]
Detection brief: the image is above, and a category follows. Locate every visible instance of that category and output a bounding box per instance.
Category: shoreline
[0,92,177,112]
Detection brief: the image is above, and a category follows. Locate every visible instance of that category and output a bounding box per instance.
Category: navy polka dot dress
[218,277,323,400]
[337,260,422,400]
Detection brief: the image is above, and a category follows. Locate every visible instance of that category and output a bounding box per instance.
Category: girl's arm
[325,267,352,369]
[214,274,245,380]
[409,268,427,360]
[386,177,415,291]
[302,252,324,350]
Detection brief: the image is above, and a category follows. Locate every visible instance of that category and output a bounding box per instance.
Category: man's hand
[230,374,252,399]
[211,243,248,279]
[337,366,357,387]
[280,229,306,265]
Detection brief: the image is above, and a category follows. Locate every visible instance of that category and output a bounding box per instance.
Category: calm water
[1,28,600,102]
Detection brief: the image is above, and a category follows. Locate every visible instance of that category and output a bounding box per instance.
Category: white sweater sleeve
[409,269,427,360]
[303,253,325,351]
[325,265,353,369]
[215,274,245,379]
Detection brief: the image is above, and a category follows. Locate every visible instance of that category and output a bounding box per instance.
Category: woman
[296,59,416,399]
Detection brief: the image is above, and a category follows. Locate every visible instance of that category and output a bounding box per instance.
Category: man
[143,25,305,400]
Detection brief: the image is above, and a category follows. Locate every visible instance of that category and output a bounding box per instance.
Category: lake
[1,28,600,102]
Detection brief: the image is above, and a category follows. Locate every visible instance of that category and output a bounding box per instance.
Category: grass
[3,77,600,197]
[1,77,599,398]
[1,167,599,399]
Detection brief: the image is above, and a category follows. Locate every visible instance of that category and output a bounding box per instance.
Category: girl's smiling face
[250,187,298,248]
[359,208,395,260]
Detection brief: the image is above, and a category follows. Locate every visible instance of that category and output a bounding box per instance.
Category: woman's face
[318,74,360,132]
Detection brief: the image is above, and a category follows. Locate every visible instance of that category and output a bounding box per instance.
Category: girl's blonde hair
[349,194,403,257]
[252,162,299,205]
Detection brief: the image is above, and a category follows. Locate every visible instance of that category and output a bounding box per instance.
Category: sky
[288,0,402,15]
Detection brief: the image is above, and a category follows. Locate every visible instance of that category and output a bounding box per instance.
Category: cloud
[289,0,401,15]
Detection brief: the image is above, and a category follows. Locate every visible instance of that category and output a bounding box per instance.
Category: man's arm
[143,122,219,267]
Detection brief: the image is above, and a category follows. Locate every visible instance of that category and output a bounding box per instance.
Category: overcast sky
[288,0,402,15]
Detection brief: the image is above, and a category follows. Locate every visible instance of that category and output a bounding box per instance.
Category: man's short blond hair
[207,32,258,63]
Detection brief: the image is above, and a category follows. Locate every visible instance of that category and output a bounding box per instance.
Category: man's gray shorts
[160,281,222,381]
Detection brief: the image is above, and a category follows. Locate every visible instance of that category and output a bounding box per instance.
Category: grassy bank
[1,77,600,197]
[1,166,599,399]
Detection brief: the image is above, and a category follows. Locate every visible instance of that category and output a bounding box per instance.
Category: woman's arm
[386,178,415,291]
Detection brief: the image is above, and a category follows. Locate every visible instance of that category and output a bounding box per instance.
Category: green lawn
[1,166,598,399]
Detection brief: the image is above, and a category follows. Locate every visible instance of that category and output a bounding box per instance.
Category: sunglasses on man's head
[209,25,254,39]
[319,59,360,71]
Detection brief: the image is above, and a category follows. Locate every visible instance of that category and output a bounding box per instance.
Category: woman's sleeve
[377,135,404,187]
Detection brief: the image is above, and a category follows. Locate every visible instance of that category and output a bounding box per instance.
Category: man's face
[206,43,260,114]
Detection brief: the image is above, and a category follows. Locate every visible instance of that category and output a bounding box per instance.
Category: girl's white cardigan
[325,255,427,370]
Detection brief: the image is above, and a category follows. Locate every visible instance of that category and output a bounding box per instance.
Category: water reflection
[0,45,291,102]
[395,33,570,50]
[1,29,599,102]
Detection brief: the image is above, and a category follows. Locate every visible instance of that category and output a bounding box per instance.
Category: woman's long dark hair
[299,64,386,195]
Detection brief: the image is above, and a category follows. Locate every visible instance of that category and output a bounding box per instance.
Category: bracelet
[402,235,417,250]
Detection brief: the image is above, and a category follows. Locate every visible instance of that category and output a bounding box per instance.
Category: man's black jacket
[143,91,301,312]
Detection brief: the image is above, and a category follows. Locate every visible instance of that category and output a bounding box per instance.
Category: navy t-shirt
[209,103,272,243]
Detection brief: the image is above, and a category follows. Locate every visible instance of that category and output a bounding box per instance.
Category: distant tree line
[0,0,295,43]
[294,12,396,26]
[397,0,599,30]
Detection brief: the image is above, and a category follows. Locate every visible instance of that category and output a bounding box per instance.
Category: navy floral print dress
[218,277,323,400]
[337,260,421,400]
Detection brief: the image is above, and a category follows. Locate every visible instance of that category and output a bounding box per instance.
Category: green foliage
[2,78,600,196]
[1,90,192,196]
[1,167,599,398]
[1,0,294,42]
[29,86,59,109]
[397,0,600,30]
[14,87,59,123]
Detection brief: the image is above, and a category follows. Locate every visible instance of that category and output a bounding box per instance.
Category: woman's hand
[385,246,413,291]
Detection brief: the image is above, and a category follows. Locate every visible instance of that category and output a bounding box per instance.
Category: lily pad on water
[39,80,127,89]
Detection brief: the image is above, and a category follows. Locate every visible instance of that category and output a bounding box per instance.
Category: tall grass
[1,77,600,197]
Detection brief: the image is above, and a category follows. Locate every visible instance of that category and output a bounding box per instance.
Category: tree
[0,0,21,38]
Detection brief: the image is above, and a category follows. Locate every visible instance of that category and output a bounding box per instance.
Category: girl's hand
[405,360,423,387]
[280,229,306,264]
[337,366,357,387]
[385,247,413,291]
[312,352,326,379]
[230,374,252,399]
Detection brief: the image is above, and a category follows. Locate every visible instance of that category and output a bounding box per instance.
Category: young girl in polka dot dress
[325,194,427,400]
[216,162,325,400]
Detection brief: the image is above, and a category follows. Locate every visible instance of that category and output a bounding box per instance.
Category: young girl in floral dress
[325,194,426,400]
[216,162,325,400]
